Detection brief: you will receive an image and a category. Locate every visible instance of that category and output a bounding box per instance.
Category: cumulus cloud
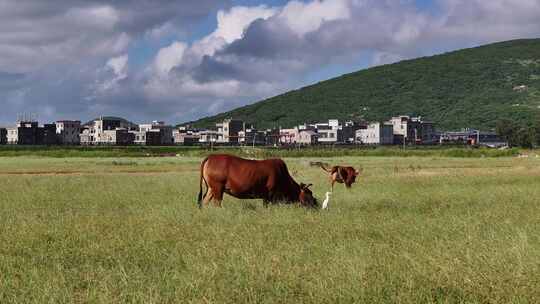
[140,4,282,115]
[2,0,540,126]
[154,42,188,75]
[0,0,227,73]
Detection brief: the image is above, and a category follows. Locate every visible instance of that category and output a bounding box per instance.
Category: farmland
[1,155,540,303]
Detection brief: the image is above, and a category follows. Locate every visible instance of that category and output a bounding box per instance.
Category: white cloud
[278,0,351,36]
[154,41,187,75]
[213,5,277,43]
[107,54,129,79]
[65,5,119,30]
[183,4,278,65]
[90,54,129,96]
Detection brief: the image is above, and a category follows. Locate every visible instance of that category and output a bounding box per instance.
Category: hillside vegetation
[189,39,540,130]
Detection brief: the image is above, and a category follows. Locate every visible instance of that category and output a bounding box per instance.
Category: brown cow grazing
[319,163,361,191]
[198,154,318,208]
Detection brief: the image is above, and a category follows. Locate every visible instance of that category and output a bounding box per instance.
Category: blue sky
[1,0,539,125]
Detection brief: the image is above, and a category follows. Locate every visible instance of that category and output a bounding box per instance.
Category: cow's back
[203,155,294,199]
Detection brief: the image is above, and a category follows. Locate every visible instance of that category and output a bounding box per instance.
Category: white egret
[322,192,332,209]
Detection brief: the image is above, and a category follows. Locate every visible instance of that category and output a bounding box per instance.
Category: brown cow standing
[319,163,361,191]
[198,154,318,208]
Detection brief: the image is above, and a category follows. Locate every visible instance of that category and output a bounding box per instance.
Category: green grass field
[1,155,539,303]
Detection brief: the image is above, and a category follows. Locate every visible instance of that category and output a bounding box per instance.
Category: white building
[139,121,174,145]
[173,128,200,145]
[356,122,394,145]
[298,130,318,145]
[316,120,340,144]
[198,130,220,143]
[55,120,81,145]
[98,128,134,145]
[6,127,18,144]
[80,117,137,145]
[279,128,299,144]
[216,119,244,143]
[388,115,436,144]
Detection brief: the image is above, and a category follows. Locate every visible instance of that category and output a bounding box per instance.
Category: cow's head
[299,183,318,207]
[343,167,361,188]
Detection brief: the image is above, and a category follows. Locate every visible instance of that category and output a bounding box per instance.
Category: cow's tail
[197,157,209,209]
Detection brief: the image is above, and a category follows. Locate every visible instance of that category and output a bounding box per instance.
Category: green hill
[187,39,540,131]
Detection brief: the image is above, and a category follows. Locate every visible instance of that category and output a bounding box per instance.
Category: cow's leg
[211,184,224,208]
[202,187,213,207]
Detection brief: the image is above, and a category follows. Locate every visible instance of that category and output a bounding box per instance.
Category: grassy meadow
[0,155,539,303]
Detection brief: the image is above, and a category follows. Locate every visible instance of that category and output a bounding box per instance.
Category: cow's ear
[305,183,313,189]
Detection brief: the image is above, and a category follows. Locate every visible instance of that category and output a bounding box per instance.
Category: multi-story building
[139,121,174,145]
[265,129,280,146]
[55,120,81,145]
[80,116,137,145]
[315,120,340,144]
[279,127,318,145]
[7,121,38,145]
[342,120,366,144]
[216,119,244,143]
[42,124,57,145]
[239,128,267,146]
[388,116,436,145]
[410,117,437,144]
[356,122,394,145]
[99,129,135,145]
[173,127,200,145]
[131,130,161,145]
[279,128,299,145]
[6,121,57,145]
[198,130,220,144]
[0,128,7,145]
[298,130,318,145]
[79,127,92,145]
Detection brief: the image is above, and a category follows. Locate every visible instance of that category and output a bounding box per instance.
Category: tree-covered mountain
[186,39,540,131]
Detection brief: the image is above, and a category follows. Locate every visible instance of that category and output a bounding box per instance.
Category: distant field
[0,145,524,158]
[1,156,539,303]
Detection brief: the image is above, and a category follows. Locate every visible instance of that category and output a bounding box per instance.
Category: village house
[279,128,299,145]
[55,120,81,145]
[0,128,7,145]
[264,129,280,146]
[239,128,267,146]
[100,128,135,145]
[138,121,174,145]
[173,128,200,145]
[6,121,57,145]
[198,130,220,144]
[388,115,436,145]
[439,129,506,147]
[216,119,244,144]
[312,119,340,144]
[342,120,366,144]
[80,116,137,145]
[298,130,318,145]
[356,122,394,145]
[131,130,161,145]
[279,127,318,145]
